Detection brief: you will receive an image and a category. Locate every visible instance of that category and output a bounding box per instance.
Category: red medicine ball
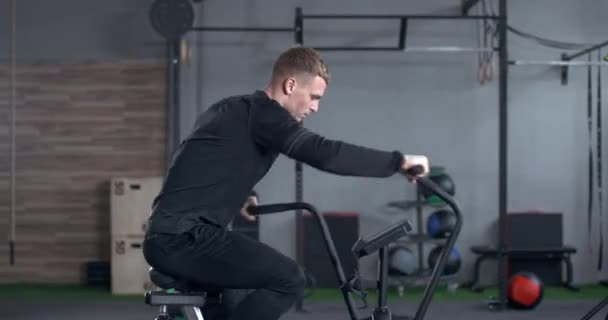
[507,271,544,309]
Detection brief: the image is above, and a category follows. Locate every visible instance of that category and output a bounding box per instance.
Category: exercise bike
[579,293,608,320]
[144,166,463,320]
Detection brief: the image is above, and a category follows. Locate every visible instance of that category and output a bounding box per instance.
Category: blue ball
[426,209,456,238]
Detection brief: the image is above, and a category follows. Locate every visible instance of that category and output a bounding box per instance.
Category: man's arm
[251,102,404,177]
[282,127,404,177]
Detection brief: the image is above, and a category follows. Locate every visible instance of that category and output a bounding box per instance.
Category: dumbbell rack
[385,181,459,293]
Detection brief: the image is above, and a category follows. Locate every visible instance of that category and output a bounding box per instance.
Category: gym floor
[1,285,606,320]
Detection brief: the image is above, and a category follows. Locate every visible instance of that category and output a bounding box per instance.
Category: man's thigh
[151,223,300,291]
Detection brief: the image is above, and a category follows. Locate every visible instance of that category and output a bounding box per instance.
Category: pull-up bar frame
[189,9,499,52]
[559,39,608,85]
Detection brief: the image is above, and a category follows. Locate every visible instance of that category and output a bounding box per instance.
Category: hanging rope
[596,50,604,271]
[8,0,17,266]
[587,53,594,254]
[476,0,496,84]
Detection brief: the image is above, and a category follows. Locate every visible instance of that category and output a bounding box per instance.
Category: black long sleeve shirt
[147,90,404,234]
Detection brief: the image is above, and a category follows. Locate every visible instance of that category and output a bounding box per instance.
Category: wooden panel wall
[0,60,167,283]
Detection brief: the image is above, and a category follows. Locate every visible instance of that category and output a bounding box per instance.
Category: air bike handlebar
[246,165,463,320]
[412,170,463,320]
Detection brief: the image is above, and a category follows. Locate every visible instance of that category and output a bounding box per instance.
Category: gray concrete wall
[0,0,164,63]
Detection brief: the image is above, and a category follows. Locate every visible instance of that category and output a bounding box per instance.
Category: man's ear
[283,77,296,95]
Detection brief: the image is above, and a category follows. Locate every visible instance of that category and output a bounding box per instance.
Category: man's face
[283,75,326,122]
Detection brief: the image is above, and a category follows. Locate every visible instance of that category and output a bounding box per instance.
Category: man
[143,46,429,320]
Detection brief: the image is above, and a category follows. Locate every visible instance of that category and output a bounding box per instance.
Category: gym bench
[467,245,578,292]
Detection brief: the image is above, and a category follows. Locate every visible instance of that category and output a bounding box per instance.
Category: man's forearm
[284,130,403,177]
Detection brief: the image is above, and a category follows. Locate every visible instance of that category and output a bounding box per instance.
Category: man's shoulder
[202,90,291,123]
[211,92,252,106]
[205,91,271,111]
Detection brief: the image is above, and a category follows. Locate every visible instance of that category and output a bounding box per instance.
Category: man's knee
[274,261,306,296]
[292,265,307,294]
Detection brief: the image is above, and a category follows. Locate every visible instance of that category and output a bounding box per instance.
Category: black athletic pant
[143,221,306,320]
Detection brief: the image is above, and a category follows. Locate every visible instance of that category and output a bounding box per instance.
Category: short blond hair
[271,46,330,85]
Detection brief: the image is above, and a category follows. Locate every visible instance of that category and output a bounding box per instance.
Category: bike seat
[149,268,220,294]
